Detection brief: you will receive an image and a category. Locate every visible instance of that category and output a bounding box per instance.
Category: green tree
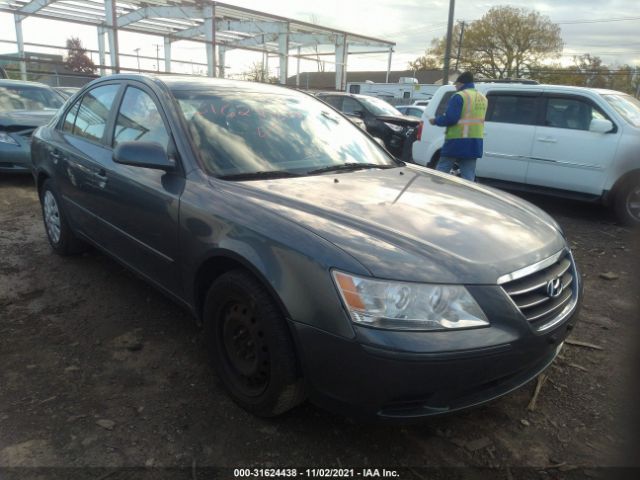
[412,6,563,79]
[64,37,96,74]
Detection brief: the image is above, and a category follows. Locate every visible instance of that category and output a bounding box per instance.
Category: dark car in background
[0,79,64,173]
[315,91,419,160]
[31,74,580,420]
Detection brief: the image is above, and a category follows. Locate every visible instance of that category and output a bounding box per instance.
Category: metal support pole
[14,14,26,80]
[335,34,348,91]
[164,38,171,73]
[278,25,289,85]
[265,52,269,79]
[97,27,106,75]
[105,0,120,73]
[218,46,225,78]
[442,0,456,85]
[205,5,216,77]
[296,47,301,87]
[454,21,465,72]
[386,46,393,83]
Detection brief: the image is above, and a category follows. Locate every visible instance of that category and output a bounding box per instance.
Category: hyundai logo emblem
[546,276,563,298]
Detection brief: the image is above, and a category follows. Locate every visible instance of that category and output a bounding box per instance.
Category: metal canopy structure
[0,0,396,89]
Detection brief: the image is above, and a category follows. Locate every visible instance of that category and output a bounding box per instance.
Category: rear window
[435,91,455,117]
[0,85,63,112]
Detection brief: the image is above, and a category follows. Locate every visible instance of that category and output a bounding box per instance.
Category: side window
[62,101,80,133]
[403,91,411,99]
[435,91,455,117]
[73,84,120,143]
[342,97,363,115]
[545,97,609,131]
[349,85,360,94]
[322,96,342,109]
[113,87,170,150]
[487,95,538,125]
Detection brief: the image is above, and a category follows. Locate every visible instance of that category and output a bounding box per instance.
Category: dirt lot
[0,174,638,478]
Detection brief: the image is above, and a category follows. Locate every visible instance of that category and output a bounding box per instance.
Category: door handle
[537,137,557,143]
[50,148,65,164]
[94,168,108,188]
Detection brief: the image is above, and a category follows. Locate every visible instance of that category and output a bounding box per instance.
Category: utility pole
[454,21,465,73]
[442,0,456,85]
[134,48,141,72]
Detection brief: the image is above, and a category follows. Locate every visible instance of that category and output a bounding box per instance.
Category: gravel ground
[0,174,638,479]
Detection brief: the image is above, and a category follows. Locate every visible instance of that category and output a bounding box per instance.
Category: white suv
[412,83,640,225]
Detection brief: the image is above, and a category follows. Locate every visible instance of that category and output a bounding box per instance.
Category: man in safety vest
[428,71,488,181]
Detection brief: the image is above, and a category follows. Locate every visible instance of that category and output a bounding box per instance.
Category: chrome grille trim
[499,250,579,331]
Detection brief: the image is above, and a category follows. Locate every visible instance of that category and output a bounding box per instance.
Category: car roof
[0,79,55,89]
[436,82,626,96]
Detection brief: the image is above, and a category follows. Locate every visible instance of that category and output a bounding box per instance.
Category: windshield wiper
[218,170,302,181]
[307,163,397,175]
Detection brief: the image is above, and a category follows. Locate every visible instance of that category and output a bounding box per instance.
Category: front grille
[499,250,577,331]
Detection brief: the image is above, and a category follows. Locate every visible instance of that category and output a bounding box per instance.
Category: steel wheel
[43,190,61,245]
[220,300,270,397]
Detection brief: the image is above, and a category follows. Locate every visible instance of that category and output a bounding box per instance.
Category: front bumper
[290,280,580,421]
[0,142,32,173]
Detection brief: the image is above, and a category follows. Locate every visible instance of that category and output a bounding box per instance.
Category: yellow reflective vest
[445,89,488,140]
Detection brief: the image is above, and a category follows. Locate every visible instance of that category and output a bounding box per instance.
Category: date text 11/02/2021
[233,469,400,478]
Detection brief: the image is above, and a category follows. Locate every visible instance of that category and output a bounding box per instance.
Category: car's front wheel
[40,179,87,255]
[203,270,305,416]
[614,177,640,226]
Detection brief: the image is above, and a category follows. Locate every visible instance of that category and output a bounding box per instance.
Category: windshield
[0,85,64,112]
[174,89,397,178]
[602,94,640,128]
[358,96,402,116]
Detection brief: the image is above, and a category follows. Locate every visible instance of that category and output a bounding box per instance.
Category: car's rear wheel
[614,178,640,226]
[40,179,87,255]
[203,270,305,416]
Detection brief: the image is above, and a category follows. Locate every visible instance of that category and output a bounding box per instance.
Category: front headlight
[383,122,404,133]
[0,131,19,145]
[332,271,489,331]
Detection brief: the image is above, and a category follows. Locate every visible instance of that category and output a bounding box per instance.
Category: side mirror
[589,118,613,133]
[113,141,175,171]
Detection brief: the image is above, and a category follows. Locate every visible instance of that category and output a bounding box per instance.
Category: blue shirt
[434,83,484,159]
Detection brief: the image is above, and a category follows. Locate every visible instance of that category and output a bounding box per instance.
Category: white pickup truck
[412,83,640,225]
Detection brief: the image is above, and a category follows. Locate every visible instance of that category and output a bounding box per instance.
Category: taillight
[416,121,423,141]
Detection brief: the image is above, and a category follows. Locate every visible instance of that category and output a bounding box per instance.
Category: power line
[556,16,640,25]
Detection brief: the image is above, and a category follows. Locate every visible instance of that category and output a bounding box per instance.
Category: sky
[0,0,638,79]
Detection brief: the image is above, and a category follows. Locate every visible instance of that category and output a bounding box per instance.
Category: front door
[527,94,620,195]
[91,83,184,295]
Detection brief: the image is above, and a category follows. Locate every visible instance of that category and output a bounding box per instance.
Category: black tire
[614,178,640,227]
[428,151,440,169]
[203,270,305,417]
[40,179,87,255]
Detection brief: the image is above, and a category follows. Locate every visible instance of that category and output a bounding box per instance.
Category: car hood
[375,115,420,127]
[0,110,56,129]
[219,165,565,284]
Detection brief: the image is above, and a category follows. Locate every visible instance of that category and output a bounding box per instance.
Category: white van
[412,83,640,225]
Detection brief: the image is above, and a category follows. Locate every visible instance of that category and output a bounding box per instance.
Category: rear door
[477,90,541,183]
[52,83,122,237]
[527,93,620,195]
[89,82,185,294]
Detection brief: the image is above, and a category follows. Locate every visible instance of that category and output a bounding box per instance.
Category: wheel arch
[604,168,640,206]
[193,249,291,326]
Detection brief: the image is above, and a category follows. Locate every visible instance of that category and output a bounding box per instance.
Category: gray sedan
[31,74,580,420]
